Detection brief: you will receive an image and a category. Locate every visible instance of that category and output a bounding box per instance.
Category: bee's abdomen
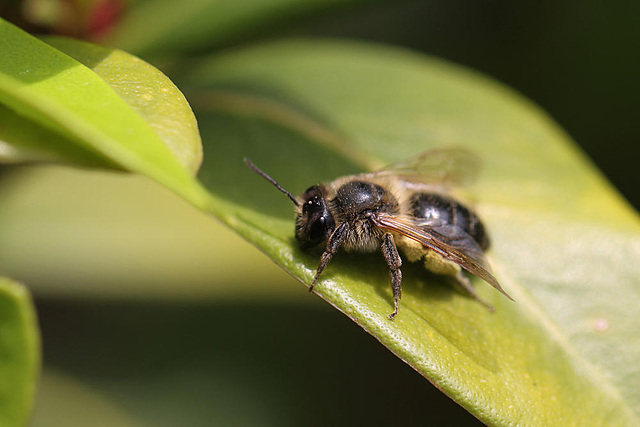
[410,193,490,250]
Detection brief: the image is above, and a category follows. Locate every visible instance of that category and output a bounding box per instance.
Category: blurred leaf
[173,39,639,425]
[0,19,208,205]
[104,0,366,56]
[31,369,143,427]
[0,165,299,301]
[0,277,40,427]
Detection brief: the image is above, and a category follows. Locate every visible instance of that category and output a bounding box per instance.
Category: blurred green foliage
[0,278,38,427]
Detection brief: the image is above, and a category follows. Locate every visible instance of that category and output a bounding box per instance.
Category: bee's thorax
[329,180,400,252]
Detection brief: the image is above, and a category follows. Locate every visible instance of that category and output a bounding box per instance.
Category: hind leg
[454,271,494,311]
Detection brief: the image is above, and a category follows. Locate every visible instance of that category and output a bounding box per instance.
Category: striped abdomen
[409,193,490,250]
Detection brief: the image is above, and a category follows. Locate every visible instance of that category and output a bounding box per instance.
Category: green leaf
[0,277,40,427]
[103,0,367,56]
[0,165,299,301]
[0,19,209,207]
[42,36,203,175]
[176,39,640,425]
[4,16,638,423]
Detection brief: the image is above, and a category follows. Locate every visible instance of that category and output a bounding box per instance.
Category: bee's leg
[454,271,495,311]
[310,223,348,293]
[381,233,403,320]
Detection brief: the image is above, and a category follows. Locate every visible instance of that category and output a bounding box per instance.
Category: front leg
[381,233,403,320]
[310,222,348,292]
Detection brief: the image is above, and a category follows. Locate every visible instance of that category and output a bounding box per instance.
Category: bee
[245,148,513,319]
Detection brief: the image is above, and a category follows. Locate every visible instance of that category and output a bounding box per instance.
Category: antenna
[244,158,299,207]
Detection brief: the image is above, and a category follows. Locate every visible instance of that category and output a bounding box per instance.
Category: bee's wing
[371,212,513,300]
[371,147,480,187]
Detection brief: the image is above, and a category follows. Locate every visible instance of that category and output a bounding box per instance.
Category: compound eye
[295,184,335,248]
[308,216,326,243]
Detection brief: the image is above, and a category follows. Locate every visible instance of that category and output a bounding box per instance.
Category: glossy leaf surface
[0,20,208,205]
[178,40,640,425]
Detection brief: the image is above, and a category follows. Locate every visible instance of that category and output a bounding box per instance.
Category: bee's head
[244,158,335,248]
[295,185,336,248]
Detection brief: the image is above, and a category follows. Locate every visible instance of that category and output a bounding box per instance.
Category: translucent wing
[370,212,513,300]
[371,147,481,187]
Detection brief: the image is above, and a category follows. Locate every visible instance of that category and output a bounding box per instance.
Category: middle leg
[381,233,403,320]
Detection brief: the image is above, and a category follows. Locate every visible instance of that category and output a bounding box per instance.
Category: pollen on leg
[396,235,423,262]
[423,250,460,276]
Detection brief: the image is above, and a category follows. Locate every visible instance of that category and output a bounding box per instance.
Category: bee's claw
[309,276,318,293]
[387,302,399,321]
